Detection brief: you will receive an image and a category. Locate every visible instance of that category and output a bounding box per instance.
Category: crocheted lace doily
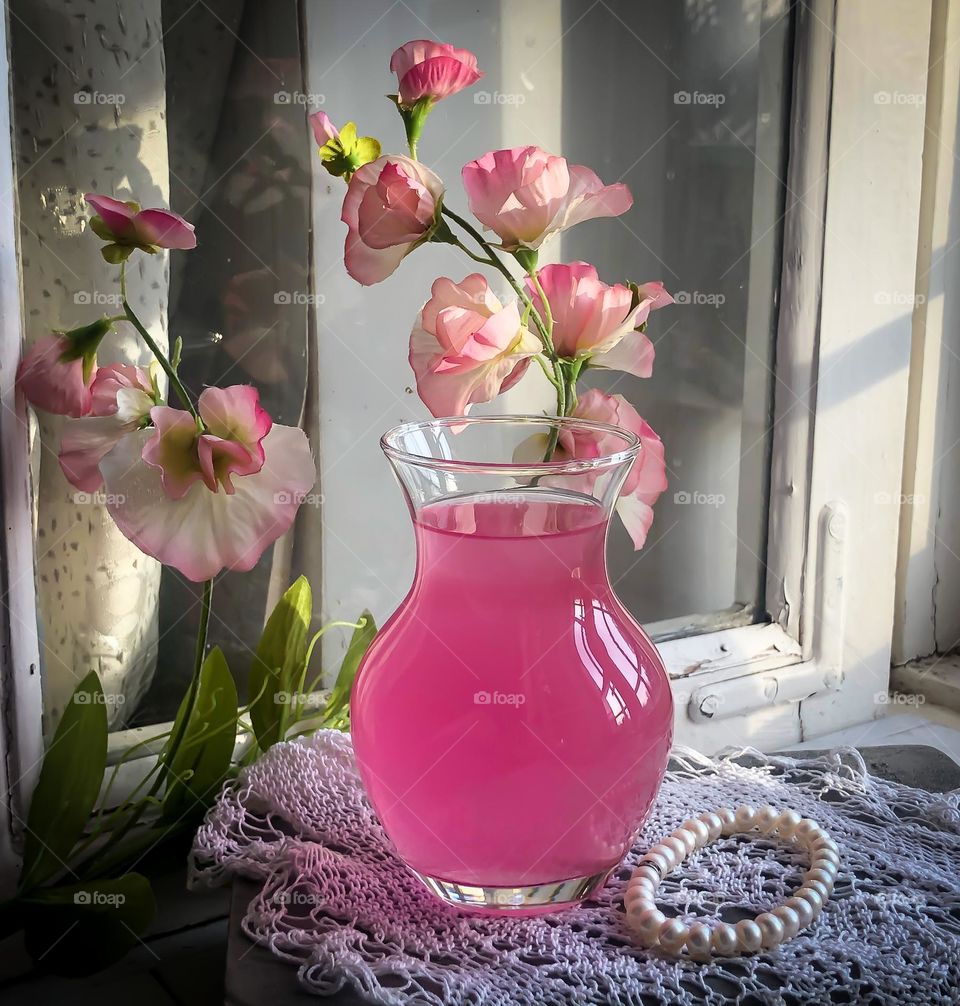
[188,730,960,1005]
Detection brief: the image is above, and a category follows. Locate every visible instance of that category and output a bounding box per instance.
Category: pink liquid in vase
[351,490,673,914]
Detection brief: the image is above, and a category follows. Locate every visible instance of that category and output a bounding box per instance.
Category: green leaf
[100,242,133,264]
[323,611,377,730]
[161,647,238,822]
[20,671,107,890]
[22,873,155,976]
[249,576,312,751]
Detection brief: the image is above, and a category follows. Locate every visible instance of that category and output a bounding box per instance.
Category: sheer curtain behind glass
[308,0,792,659]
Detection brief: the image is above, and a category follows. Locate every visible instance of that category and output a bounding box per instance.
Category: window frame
[0,0,933,874]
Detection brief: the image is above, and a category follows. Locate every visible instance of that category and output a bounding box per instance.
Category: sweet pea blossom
[527,262,657,378]
[98,385,316,581]
[309,111,339,146]
[566,390,667,550]
[59,363,157,491]
[390,40,483,107]
[461,146,633,251]
[16,317,115,417]
[409,274,541,417]
[342,155,444,285]
[86,194,197,263]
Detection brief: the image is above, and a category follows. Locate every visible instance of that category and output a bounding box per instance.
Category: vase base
[412,868,612,914]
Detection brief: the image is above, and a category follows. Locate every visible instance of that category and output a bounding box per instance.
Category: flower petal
[616,493,656,550]
[16,334,93,417]
[309,110,340,146]
[133,208,197,250]
[141,406,207,498]
[100,425,316,581]
[590,328,656,378]
[58,416,127,491]
[85,193,137,240]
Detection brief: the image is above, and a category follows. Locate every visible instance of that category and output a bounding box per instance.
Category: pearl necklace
[625,804,839,957]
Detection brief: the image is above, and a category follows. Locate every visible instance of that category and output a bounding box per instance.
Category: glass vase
[351,416,673,913]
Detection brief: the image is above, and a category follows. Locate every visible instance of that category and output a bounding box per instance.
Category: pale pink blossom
[16,333,96,418]
[309,110,339,146]
[59,364,155,491]
[567,390,667,549]
[390,40,483,106]
[409,274,541,417]
[99,385,315,581]
[461,146,632,251]
[85,194,196,259]
[341,155,444,285]
[527,262,656,377]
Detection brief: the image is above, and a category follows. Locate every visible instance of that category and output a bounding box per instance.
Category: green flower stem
[119,263,199,422]
[440,206,553,349]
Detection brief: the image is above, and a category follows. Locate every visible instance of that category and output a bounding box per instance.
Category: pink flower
[86,194,197,262]
[409,274,541,417]
[59,363,156,491]
[341,155,444,285]
[567,390,667,549]
[461,146,633,251]
[98,385,316,581]
[309,110,339,146]
[16,333,96,418]
[527,262,656,378]
[390,40,483,106]
[633,281,674,312]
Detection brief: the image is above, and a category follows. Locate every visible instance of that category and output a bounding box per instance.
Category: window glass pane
[309,0,793,639]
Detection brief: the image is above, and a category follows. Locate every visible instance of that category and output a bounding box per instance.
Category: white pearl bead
[755,805,779,833]
[735,804,758,832]
[736,919,763,951]
[785,896,814,927]
[804,868,835,892]
[699,811,723,841]
[685,922,713,960]
[795,885,824,918]
[811,835,839,856]
[630,873,659,891]
[681,819,711,849]
[772,904,800,939]
[812,847,840,870]
[711,922,739,955]
[632,907,666,946]
[641,850,671,876]
[658,918,690,953]
[803,878,830,902]
[794,818,822,845]
[775,809,802,838]
[625,886,654,910]
[672,828,698,856]
[756,912,786,947]
[716,807,737,835]
[662,835,688,863]
[631,861,664,885]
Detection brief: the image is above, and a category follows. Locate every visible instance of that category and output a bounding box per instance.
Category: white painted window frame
[0,0,933,882]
